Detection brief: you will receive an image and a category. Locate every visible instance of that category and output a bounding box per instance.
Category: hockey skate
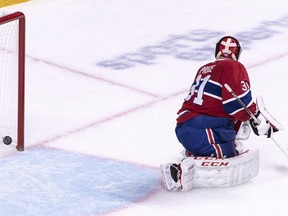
[160,157,195,192]
[160,163,181,191]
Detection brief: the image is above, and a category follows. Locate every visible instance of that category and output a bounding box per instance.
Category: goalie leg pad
[192,149,259,187]
[160,157,195,192]
[179,157,195,191]
[161,149,259,191]
[160,163,181,191]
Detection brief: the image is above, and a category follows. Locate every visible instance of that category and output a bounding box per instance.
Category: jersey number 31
[185,74,211,105]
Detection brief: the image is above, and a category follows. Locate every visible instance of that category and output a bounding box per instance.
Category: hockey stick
[270,133,288,158]
[224,83,288,158]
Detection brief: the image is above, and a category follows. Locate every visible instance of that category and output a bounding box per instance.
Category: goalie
[161,36,282,192]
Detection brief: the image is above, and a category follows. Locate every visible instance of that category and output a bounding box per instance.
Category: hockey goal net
[0,12,25,151]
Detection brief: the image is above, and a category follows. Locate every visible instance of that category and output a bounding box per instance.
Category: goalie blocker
[249,96,284,138]
[161,149,259,191]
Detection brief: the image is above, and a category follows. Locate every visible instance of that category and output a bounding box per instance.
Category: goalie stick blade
[256,96,284,131]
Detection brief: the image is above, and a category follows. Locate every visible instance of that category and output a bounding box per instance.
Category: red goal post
[0,12,25,151]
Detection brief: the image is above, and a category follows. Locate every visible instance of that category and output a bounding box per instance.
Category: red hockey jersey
[177,59,257,123]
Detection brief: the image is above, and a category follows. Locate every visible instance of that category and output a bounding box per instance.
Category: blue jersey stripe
[223,90,253,114]
[194,79,222,99]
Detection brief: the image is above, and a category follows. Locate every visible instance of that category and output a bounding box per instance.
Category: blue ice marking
[97,14,288,70]
[0,147,161,216]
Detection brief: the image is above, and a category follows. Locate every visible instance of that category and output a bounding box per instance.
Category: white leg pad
[179,157,195,191]
[192,149,259,187]
[161,149,259,191]
[160,157,195,192]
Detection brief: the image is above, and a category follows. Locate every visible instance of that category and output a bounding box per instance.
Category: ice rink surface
[1,0,288,215]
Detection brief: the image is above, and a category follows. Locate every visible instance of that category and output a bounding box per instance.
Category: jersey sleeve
[221,62,256,122]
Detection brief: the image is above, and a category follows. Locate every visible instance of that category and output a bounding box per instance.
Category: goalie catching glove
[249,96,283,138]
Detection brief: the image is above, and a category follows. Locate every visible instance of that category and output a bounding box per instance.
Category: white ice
[2,0,288,215]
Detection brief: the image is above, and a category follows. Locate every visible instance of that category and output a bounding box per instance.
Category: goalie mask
[215,36,242,61]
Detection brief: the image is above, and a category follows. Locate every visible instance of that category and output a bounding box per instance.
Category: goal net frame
[0,12,25,151]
